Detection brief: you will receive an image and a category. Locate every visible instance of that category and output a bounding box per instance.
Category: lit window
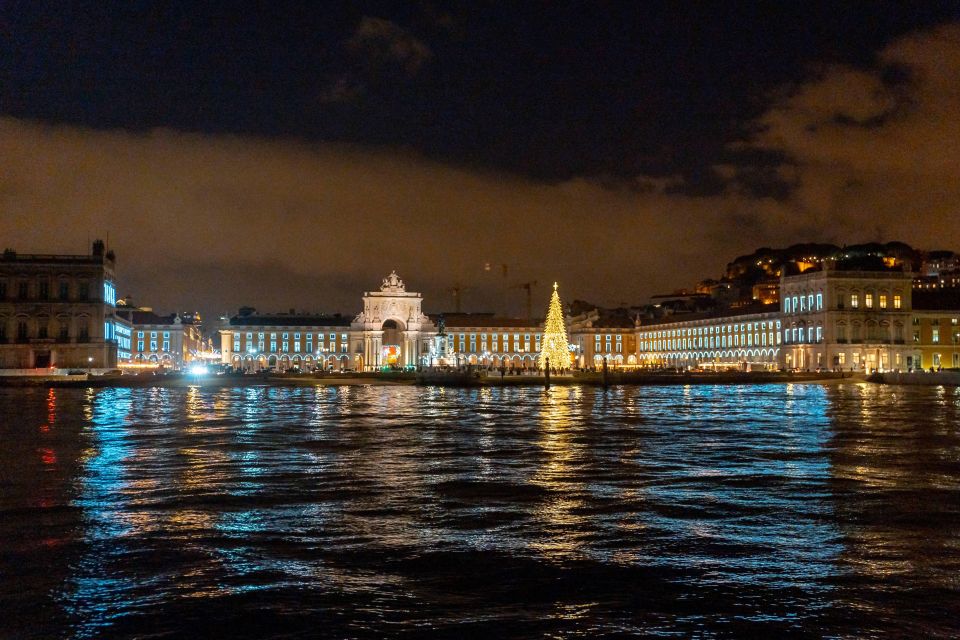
[894,295,902,309]
[103,280,116,306]
[851,294,859,309]
[865,293,873,309]
[879,295,887,309]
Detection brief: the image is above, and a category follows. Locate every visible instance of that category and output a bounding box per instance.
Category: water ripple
[0,383,958,638]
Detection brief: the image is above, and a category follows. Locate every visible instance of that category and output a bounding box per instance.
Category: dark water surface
[1,384,959,638]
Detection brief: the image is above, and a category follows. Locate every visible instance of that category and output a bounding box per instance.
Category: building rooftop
[639,302,779,328]
[430,313,542,329]
[1,240,115,266]
[229,314,353,327]
[116,309,181,326]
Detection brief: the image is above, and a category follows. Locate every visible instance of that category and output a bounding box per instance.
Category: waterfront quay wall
[871,371,960,387]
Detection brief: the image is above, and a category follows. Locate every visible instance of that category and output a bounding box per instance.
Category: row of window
[783,291,905,314]
[640,320,780,341]
[840,292,901,311]
[783,327,824,344]
[641,331,780,352]
[784,293,823,314]
[0,319,91,340]
[232,332,349,353]
[925,327,960,344]
[448,333,542,354]
[0,278,103,302]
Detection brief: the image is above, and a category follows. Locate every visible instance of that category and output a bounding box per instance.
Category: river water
[1,383,958,638]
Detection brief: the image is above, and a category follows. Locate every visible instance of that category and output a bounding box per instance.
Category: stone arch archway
[380,318,405,368]
[355,271,427,370]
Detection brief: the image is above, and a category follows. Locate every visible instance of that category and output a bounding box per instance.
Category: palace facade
[217,268,960,374]
[220,272,554,372]
[0,240,126,370]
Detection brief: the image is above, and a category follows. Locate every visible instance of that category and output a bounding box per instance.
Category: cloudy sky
[2,3,959,320]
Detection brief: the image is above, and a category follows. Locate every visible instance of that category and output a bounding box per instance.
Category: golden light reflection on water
[530,386,589,560]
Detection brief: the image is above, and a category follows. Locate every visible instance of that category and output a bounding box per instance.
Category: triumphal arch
[352,271,431,369]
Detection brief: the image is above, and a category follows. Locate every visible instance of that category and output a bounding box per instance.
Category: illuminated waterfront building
[568,308,639,369]
[636,307,782,370]
[216,268,960,374]
[909,289,960,370]
[224,311,356,371]
[115,308,205,369]
[779,266,913,371]
[0,240,125,369]
[909,313,960,370]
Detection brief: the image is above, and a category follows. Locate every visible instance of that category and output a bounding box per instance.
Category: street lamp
[87,356,93,374]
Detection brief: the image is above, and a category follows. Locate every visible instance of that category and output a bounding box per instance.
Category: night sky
[2,2,960,320]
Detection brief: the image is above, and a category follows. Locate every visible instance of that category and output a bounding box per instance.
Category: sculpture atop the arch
[380,270,406,293]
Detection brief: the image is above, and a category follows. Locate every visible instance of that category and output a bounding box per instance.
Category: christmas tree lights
[538,282,570,370]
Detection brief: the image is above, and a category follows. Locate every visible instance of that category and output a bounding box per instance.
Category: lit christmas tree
[538,282,570,370]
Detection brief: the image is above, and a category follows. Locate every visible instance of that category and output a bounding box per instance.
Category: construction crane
[509,280,538,320]
[448,283,472,313]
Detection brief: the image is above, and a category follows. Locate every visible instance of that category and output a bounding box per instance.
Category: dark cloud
[0,118,777,320]
[1,23,958,322]
[348,16,433,75]
[742,23,960,245]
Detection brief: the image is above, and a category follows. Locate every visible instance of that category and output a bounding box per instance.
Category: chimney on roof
[92,239,105,256]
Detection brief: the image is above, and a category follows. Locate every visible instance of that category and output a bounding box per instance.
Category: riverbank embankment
[868,370,960,387]
[0,370,865,389]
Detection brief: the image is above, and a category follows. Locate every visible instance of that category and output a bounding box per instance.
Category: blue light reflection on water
[0,383,958,638]
[62,388,139,638]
